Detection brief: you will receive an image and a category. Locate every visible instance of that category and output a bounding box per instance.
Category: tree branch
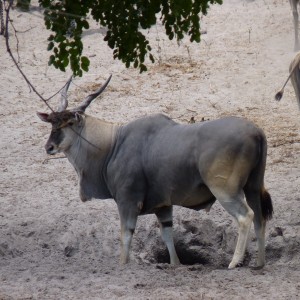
[4,0,54,112]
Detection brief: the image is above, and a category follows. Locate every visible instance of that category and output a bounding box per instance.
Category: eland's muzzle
[45,143,57,155]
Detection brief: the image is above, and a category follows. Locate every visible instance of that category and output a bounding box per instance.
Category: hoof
[228,261,243,269]
[228,262,236,269]
[170,258,181,265]
[251,264,265,270]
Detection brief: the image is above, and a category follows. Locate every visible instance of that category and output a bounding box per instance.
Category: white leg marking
[228,208,254,269]
[120,228,134,264]
[254,219,266,268]
[160,226,180,265]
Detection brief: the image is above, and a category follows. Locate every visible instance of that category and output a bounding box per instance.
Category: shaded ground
[0,0,300,299]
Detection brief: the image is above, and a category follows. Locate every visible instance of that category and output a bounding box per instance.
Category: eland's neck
[65,115,120,169]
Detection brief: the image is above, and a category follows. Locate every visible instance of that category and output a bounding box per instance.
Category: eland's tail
[275,52,300,110]
[261,187,273,221]
[244,129,273,222]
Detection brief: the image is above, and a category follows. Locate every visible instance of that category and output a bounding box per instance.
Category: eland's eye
[68,122,74,126]
[52,127,61,133]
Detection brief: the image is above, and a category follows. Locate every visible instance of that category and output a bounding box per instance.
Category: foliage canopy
[38,0,222,76]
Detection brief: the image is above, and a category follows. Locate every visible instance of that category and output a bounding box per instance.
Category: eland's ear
[37,112,50,122]
[75,112,84,127]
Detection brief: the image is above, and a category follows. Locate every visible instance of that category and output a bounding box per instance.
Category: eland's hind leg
[253,212,266,269]
[210,188,254,269]
[155,206,180,265]
[244,188,268,269]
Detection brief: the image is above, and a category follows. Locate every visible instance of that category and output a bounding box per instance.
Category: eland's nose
[45,144,55,154]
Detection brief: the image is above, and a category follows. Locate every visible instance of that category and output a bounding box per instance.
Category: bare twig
[0,0,4,35]
[17,26,35,34]
[42,156,67,164]
[8,8,20,62]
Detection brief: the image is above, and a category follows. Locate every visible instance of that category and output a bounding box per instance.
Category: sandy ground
[1,0,300,299]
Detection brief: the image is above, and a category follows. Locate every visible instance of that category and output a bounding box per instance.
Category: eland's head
[37,75,112,155]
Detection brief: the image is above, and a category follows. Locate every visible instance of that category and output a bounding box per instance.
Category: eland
[37,75,273,269]
[290,0,300,51]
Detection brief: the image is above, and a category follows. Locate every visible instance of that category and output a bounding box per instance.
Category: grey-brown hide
[38,76,273,270]
[289,51,300,109]
[67,115,119,202]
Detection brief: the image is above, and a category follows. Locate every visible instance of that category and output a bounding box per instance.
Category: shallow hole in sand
[152,244,210,265]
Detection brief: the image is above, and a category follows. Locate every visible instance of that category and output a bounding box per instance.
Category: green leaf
[63,56,69,68]
[47,42,54,51]
[48,55,55,66]
[59,64,66,72]
[47,35,54,42]
[82,20,89,29]
[139,64,147,73]
[81,56,90,72]
[149,54,155,63]
[55,34,65,43]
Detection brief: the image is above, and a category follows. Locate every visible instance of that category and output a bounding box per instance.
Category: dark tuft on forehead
[47,111,75,125]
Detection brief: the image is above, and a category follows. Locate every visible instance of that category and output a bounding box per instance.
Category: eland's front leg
[120,226,135,264]
[155,206,180,265]
[118,203,139,264]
